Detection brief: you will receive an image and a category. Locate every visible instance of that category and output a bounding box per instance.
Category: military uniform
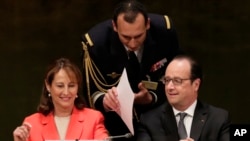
[81,13,181,141]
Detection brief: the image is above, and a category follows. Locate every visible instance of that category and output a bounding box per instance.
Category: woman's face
[46,69,78,113]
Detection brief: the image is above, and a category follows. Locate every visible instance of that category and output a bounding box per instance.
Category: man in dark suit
[81,0,181,140]
[137,54,231,141]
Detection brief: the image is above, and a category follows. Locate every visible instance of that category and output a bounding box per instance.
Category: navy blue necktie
[126,51,141,93]
[128,51,140,71]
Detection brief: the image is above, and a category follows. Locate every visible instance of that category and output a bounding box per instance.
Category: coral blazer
[23,107,108,141]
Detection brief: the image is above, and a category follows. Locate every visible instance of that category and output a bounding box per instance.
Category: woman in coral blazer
[13,58,108,141]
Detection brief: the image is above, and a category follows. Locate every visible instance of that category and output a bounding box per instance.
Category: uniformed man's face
[113,13,150,51]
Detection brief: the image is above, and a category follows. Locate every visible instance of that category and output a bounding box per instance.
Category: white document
[116,68,135,135]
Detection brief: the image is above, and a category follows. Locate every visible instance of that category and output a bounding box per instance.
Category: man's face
[113,13,150,51]
[164,59,200,111]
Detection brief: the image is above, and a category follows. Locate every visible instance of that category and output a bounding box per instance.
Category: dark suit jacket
[137,100,230,141]
[82,13,181,140]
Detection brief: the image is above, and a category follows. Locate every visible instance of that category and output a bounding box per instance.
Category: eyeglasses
[162,77,191,85]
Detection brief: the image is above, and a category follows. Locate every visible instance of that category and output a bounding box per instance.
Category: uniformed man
[81,0,182,140]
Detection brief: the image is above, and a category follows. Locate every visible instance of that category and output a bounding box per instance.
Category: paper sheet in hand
[116,68,135,135]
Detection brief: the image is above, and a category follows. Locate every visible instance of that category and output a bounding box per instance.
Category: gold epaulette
[164,15,171,30]
[84,33,94,47]
[82,41,120,108]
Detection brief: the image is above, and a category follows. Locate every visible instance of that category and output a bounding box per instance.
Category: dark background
[1,0,249,140]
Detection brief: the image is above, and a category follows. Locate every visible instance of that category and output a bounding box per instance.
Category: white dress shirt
[173,100,197,138]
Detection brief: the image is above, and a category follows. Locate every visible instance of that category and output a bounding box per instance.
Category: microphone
[105,133,133,141]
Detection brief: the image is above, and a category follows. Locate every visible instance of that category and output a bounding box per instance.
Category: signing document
[116,68,135,135]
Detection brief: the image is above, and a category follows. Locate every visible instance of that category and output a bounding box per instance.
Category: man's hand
[134,82,153,105]
[103,87,120,112]
[103,83,154,112]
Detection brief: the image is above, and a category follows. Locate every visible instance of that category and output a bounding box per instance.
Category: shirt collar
[124,45,144,62]
[173,100,197,117]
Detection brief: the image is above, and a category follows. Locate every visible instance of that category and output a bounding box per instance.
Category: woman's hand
[13,122,31,141]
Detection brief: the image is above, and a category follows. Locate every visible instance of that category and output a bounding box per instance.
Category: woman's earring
[48,93,51,97]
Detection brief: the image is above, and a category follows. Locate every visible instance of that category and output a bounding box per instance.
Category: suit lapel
[42,113,59,140]
[160,101,209,141]
[141,35,156,73]
[41,108,84,140]
[65,108,84,140]
[190,101,208,141]
[161,103,179,140]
